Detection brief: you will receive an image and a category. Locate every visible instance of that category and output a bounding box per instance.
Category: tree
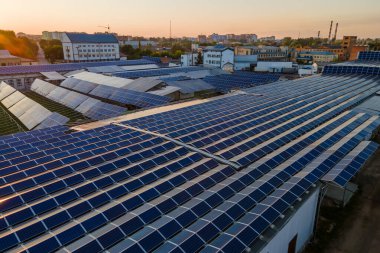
[44,45,63,63]
[0,30,38,59]
[282,37,292,46]
[197,51,203,65]
[39,39,64,63]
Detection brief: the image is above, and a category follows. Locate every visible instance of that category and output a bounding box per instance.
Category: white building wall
[62,34,120,62]
[221,49,234,68]
[203,49,234,69]
[255,62,293,73]
[181,53,198,67]
[259,187,320,253]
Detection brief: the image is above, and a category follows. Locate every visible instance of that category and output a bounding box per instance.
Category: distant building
[198,35,207,43]
[61,33,120,62]
[235,46,288,61]
[298,51,338,63]
[234,55,258,71]
[119,40,157,49]
[259,36,276,42]
[255,61,293,73]
[342,36,357,59]
[0,50,21,66]
[298,63,319,76]
[181,53,199,67]
[349,45,368,61]
[41,31,66,41]
[295,45,345,61]
[208,33,228,43]
[203,45,234,71]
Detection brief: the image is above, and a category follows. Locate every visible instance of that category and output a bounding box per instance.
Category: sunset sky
[1,0,379,38]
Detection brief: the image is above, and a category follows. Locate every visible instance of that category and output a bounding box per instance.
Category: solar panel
[0,73,380,253]
[0,59,155,76]
[358,51,380,61]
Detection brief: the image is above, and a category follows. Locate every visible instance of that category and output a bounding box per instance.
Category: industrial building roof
[166,79,215,93]
[0,72,379,252]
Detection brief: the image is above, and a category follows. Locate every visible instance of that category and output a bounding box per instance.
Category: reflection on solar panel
[0,74,379,252]
[202,72,280,93]
[0,82,69,130]
[358,51,380,61]
[64,80,172,108]
[32,79,127,120]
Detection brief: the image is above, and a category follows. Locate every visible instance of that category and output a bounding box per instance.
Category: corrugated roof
[65,33,118,43]
[148,85,181,96]
[68,71,134,88]
[123,77,163,92]
[40,71,67,80]
[166,79,215,93]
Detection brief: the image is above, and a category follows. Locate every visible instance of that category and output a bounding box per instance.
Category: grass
[0,103,25,136]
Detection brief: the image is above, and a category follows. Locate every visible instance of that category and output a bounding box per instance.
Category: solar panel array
[113,67,204,79]
[323,65,380,76]
[0,82,69,130]
[202,72,280,93]
[358,51,380,61]
[0,74,379,253]
[31,79,126,120]
[0,59,154,76]
[322,141,379,187]
[61,78,172,108]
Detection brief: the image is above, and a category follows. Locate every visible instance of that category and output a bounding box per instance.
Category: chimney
[328,20,333,42]
[333,23,339,41]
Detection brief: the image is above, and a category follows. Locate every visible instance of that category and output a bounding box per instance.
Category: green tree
[44,45,63,63]
[0,30,38,59]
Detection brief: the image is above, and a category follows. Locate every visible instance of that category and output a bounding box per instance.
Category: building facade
[235,46,289,61]
[298,51,338,63]
[61,33,120,62]
[181,53,199,67]
[119,40,157,49]
[0,50,21,66]
[203,45,234,70]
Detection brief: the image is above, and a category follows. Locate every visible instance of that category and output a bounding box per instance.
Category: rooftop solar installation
[31,79,127,120]
[322,141,379,187]
[0,72,379,253]
[0,59,155,76]
[112,66,205,79]
[202,72,280,93]
[0,82,69,130]
[62,79,172,108]
[323,65,380,76]
[358,51,380,61]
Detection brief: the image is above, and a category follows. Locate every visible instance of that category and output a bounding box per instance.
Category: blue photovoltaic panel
[323,65,380,76]
[358,51,380,61]
[0,73,380,253]
[113,66,204,79]
[322,141,379,187]
[0,59,155,76]
[202,72,280,93]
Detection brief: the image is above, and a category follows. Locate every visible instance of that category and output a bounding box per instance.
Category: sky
[1,0,380,39]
